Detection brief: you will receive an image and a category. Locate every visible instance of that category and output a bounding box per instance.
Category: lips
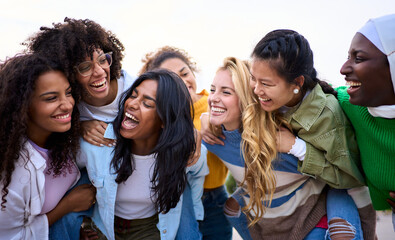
[258,96,271,102]
[345,80,362,95]
[89,78,107,91]
[122,111,139,129]
[52,113,72,123]
[210,106,226,116]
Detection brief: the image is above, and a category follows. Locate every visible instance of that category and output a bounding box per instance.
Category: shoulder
[120,70,137,90]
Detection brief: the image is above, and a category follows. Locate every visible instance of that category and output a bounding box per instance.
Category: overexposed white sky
[1,0,394,90]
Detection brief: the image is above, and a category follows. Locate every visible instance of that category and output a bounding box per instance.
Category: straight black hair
[111,69,196,213]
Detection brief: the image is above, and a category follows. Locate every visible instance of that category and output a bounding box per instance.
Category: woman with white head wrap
[337,13,395,230]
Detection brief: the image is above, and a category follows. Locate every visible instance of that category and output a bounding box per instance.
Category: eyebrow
[39,85,71,97]
[211,85,236,92]
[179,67,186,73]
[132,89,156,102]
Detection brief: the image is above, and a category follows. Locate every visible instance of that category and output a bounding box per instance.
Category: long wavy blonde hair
[209,57,288,225]
[241,73,290,225]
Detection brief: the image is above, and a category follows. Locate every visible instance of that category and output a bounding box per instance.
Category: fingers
[85,134,116,147]
[202,133,225,145]
[81,121,116,147]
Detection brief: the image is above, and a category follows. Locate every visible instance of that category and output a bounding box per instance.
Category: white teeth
[91,79,106,87]
[258,97,270,102]
[125,112,139,123]
[55,113,70,119]
[346,81,361,87]
[211,107,225,113]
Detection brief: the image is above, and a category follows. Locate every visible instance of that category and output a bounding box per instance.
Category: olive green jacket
[283,84,365,188]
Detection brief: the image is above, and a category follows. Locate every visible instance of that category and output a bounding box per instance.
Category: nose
[340,59,351,76]
[209,90,220,103]
[253,82,262,96]
[60,97,74,111]
[125,97,139,110]
[92,62,106,76]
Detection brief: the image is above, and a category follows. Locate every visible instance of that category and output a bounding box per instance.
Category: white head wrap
[357,14,395,118]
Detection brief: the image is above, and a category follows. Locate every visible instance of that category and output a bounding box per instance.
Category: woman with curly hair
[25,17,134,147]
[0,53,95,240]
[77,69,206,239]
[140,46,231,240]
[27,19,208,240]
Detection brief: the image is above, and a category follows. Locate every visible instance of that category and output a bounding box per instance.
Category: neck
[27,131,50,148]
[84,79,118,106]
[131,138,159,156]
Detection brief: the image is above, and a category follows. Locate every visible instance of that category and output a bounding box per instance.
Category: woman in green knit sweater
[337,14,395,229]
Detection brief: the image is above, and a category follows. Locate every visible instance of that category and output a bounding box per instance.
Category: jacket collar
[24,141,47,170]
[283,84,326,131]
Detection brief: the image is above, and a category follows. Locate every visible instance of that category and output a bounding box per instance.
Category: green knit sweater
[337,86,395,210]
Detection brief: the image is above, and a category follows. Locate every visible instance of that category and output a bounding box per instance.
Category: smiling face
[208,69,241,131]
[76,49,114,106]
[120,79,162,151]
[250,59,300,112]
[159,58,199,102]
[340,33,394,106]
[28,71,75,147]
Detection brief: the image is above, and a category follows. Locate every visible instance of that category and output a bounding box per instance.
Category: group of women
[0,13,393,240]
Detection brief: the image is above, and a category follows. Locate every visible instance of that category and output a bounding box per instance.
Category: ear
[294,75,305,88]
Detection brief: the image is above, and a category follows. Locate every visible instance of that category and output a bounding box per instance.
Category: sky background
[1,0,394,90]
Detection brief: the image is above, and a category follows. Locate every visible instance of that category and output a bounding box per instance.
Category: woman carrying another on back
[246,29,375,239]
[337,14,395,230]
[0,53,95,240]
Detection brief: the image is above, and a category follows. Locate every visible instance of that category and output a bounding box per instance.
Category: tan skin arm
[46,184,96,226]
[200,113,225,146]
[81,120,116,147]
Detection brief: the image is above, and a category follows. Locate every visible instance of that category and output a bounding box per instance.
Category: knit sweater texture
[337,86,395,210]
[203,128,327,240]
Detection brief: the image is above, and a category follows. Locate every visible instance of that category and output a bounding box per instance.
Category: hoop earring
[293,88,299,94]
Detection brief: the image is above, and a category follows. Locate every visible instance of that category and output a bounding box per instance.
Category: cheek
[249,80,255,90]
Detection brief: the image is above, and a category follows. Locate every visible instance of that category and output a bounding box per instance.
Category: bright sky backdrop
[1,0,394,90]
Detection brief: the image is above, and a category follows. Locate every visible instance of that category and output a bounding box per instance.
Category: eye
[45,96,57,102]
[98,55,108,65]
[66,89,73,96]
[210,87,215,93]
[130,94,137,99]
[354,56,365,63]
[250,75,256,82]
[223,90,231,95]
[143,102,154,108]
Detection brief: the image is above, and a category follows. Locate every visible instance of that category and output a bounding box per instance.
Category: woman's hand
[64,184,96,212]
[81,120,115,147]
[46,184,96,226]
[276,127,296,153]
[200,113,225,145]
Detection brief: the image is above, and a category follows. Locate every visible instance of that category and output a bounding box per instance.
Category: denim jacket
[77,124,209,240]
[283,84,365,189]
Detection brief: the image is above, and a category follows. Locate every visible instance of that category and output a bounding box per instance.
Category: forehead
[213,69,233,87]
[160,58,189,71]
[349,33,383,56]
[84,48,104,60]
[35,71,68,92]
[135,79,158,97]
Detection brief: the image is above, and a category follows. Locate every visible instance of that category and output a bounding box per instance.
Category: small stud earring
[293,88,299,94]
